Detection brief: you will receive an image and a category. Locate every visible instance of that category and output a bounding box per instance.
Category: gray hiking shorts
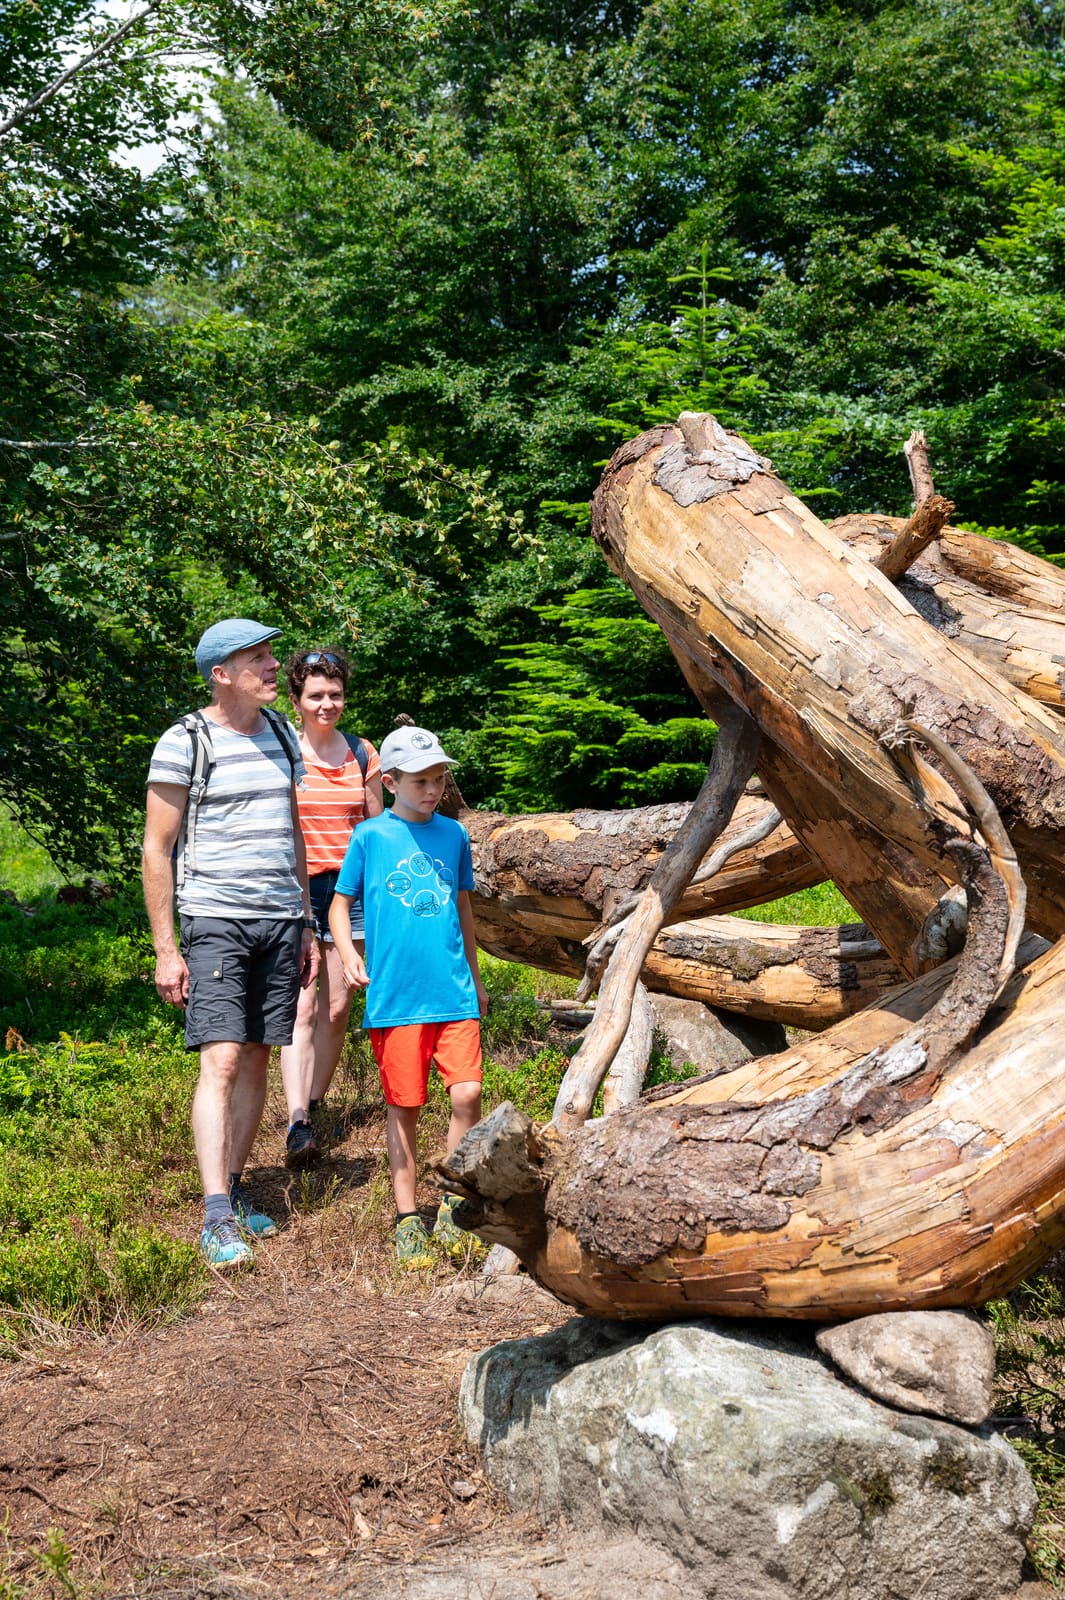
[179,915,303,1049]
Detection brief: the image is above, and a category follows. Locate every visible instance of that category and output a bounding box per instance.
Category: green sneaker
[395,1214,434,1270]
[433,1194,468,1259]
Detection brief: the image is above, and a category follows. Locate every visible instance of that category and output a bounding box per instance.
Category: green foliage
[988,1275,1065,1584]
[480,580,716,810]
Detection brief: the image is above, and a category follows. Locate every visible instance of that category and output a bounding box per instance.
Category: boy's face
[384,763,448,821]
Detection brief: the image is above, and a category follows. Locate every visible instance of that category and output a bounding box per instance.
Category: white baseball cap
[378,726,456,773]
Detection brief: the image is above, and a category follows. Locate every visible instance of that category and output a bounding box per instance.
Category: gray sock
[204,1193,233,1227]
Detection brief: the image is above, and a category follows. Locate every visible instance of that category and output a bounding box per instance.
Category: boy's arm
[458,891,489,1017]
[142,782,190,1007]
[329,891,368,988]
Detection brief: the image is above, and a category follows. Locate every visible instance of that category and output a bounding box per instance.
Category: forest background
[3,0,1065,873]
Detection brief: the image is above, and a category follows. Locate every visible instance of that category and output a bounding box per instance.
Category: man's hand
[299,927,320,989]
[475,978,490,1018]
[155,950,190,1008]
[339,949,369,990]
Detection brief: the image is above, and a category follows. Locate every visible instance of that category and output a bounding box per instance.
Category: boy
[329,725,488,1267]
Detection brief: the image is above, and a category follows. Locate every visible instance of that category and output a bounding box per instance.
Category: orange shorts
[369,1018,483,1108]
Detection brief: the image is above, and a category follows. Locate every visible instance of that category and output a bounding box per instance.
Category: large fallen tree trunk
[440,416,1065,1317]
[478,913,900,1030]
[590,415,1065,952]
[440,922,1065,1318]
[464,790,820,946]
[833,512,1065,712]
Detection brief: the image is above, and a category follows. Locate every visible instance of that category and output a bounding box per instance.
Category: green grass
[0,806,64,902]
[731,881,857,926]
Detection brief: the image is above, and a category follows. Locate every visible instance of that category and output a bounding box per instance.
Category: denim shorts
[308,869,365,943]
[179,916,303,1049]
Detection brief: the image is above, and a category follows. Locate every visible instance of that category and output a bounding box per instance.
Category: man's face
[213,642,280,703]
[385,763,448,820]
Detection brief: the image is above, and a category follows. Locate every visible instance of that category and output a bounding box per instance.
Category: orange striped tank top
[297,737,381,876]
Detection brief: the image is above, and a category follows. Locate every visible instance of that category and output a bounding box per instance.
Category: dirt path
[0,1090,1056,1600]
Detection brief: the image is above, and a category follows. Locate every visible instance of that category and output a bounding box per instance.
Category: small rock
[435,1274,562,1317]
[816,1310,995,1426]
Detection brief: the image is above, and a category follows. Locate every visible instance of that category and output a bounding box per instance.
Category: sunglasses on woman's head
[303,650,340,667]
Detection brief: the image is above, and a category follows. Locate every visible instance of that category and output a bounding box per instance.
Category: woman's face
[296,671,345,730]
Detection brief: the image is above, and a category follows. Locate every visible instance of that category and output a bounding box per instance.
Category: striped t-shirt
[298,738,381,876]
[147,716,307,920]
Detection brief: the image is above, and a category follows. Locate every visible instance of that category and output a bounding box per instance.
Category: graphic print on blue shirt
[335,810,477,1028]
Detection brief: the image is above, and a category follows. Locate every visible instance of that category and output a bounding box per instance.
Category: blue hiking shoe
[201,1218,254,1268]
[231,1187,278,1238]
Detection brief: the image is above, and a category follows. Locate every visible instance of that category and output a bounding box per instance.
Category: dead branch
[552,709,761,1131]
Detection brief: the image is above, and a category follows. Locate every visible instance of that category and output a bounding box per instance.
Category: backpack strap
[173,712,214,888]
[343,732,370,780]
[172,709,300,887]
[261,706,301,777]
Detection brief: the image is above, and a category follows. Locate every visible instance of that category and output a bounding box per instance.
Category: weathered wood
[904,428,936,505]
[832,512,1065,712]
[874,495,955,582]
[553,710,761,1129]
[590,416,1065,950]
[602,980,655,1114]
[671,649,946,972]
[436,923,1063,1318]
[464,789,823,952]
[480,916,901,1030]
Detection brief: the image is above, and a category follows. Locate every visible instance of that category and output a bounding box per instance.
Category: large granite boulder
[460,1317,1035,1600]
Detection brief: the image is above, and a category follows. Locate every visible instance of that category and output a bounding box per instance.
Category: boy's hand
[341,950,369,990]
[475,978,490,1018]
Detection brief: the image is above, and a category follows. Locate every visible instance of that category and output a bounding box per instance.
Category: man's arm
[142,782,190,1007]
[289,786,319,989]
[458,891,489,1017]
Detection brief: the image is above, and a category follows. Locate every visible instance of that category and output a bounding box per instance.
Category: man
[142,619,319,1266]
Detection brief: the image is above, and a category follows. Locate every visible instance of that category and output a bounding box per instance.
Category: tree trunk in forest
[439,924,1063,1318]
[463,789,821,947]
[589,415,1065,951]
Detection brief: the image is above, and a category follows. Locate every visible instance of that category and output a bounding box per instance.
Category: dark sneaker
[201,1219,254,1268]
[285,1119,321,1170]
[230,1187,278,1238]
[395,1215,434,1269]
[433,1194,468,1259]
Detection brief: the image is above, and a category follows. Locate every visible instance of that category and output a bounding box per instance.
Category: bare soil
[0,1099,1056,1599]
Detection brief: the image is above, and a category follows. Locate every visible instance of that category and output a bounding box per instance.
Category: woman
[280,648,383,1167]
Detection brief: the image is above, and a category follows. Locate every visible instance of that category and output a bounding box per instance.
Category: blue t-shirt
[335,809,477,1028]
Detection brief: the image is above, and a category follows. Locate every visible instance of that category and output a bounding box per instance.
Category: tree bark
[590,416,1065,950]
[475,913,901,1029]
[437,925,1063,1317]
[464,789,822,950]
